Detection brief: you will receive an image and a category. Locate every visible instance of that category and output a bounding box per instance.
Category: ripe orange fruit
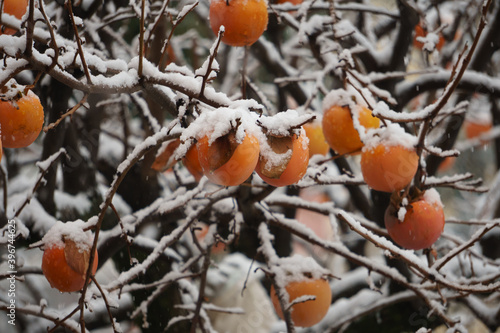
[303,119,329,157]
[437,156,456,173]
[360,126,419,193]
[1,0,28,35]
[413,23,445,51]
[0,89,44,148]
[42,239,98,293]
[209,0,269,47]
[322,104,380,155]
[194,223,226,254]
[256,129,309,187]
[152,139,181,172]
[464,119,492,142]
[270,278,331,327]
[197,130,260,186]
[183,144,204,182]
[361,144,419,193]
[385,189,445,250]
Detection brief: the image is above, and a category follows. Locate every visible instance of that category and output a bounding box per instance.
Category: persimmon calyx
[259,134,293,178]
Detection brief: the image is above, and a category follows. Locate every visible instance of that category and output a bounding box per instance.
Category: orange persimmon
[385,189,445,250]
[256,129,309,187]
[361,143,419,193]
[42,239,98,293]
[322,105,379,155]
[413,23,445,51]
[270,278,331,327]
[209,0,269,47]
[197,130,260,186]
[303,119,329,157]
[183,144,204,182]
[464,119,492,143]
[152,139,181,172]
[1,0,28,35]
[0,89,44,148]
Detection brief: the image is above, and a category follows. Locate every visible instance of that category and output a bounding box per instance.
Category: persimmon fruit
[0,90,44,148]
[197,130,260,186]
[183,144,204,182]
[152,139,181,172]
[270,278,331,327]
[361,143,419,193]
[209,0,269,47]
[1,0,28,35]
[303,119,329,157]
[414,23,445,51]
[256,129,309,187]
[322,105,379,155]
[464,119,492,142]
[42,239,98,293]
[385,189,445,250]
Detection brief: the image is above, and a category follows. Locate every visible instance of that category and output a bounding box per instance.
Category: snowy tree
[0,0,499,332]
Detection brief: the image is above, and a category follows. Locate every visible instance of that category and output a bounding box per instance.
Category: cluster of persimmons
[28,0,453,328]
[0,0,100,295]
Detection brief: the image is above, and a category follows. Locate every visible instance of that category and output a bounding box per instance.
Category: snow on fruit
[384,189,445,250]
[269,255,331,327]
[41,221,98,293]
[360,124,419,193]
[322,88,380,155]
[0,88,44,148]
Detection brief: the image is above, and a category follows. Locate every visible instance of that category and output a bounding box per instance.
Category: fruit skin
[413,23,445,51]
[464,120,492,142]
[303,120,329,156]
[256,130,309,187]
[322,105,379,155]
[1,0,28,35]
[152,139,181,172]
[42,242,98,293]
[385,191,445,250]
[183,144,204,182]
[270,278,331,327]
[0,90,44,148]
[197,132,260,186]
[361,144,419,193]
[209,0,269,47]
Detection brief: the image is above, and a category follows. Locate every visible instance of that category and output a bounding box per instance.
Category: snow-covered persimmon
[209,0,269,47]
[321,89,380,155]
[360,125,419,193]
[183,144,204,182]
[41,222,98,293]
[413,23,445,51]
[152,139,181,172]
[0,89,44,148]
[1,0,28,35]
[270,278,331,327]
[42,241,98,292]
[385,189,445,250]
[197,129,260,186]
[303,119,329,157]
[256,129,309,187]
[195,223,226,254]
